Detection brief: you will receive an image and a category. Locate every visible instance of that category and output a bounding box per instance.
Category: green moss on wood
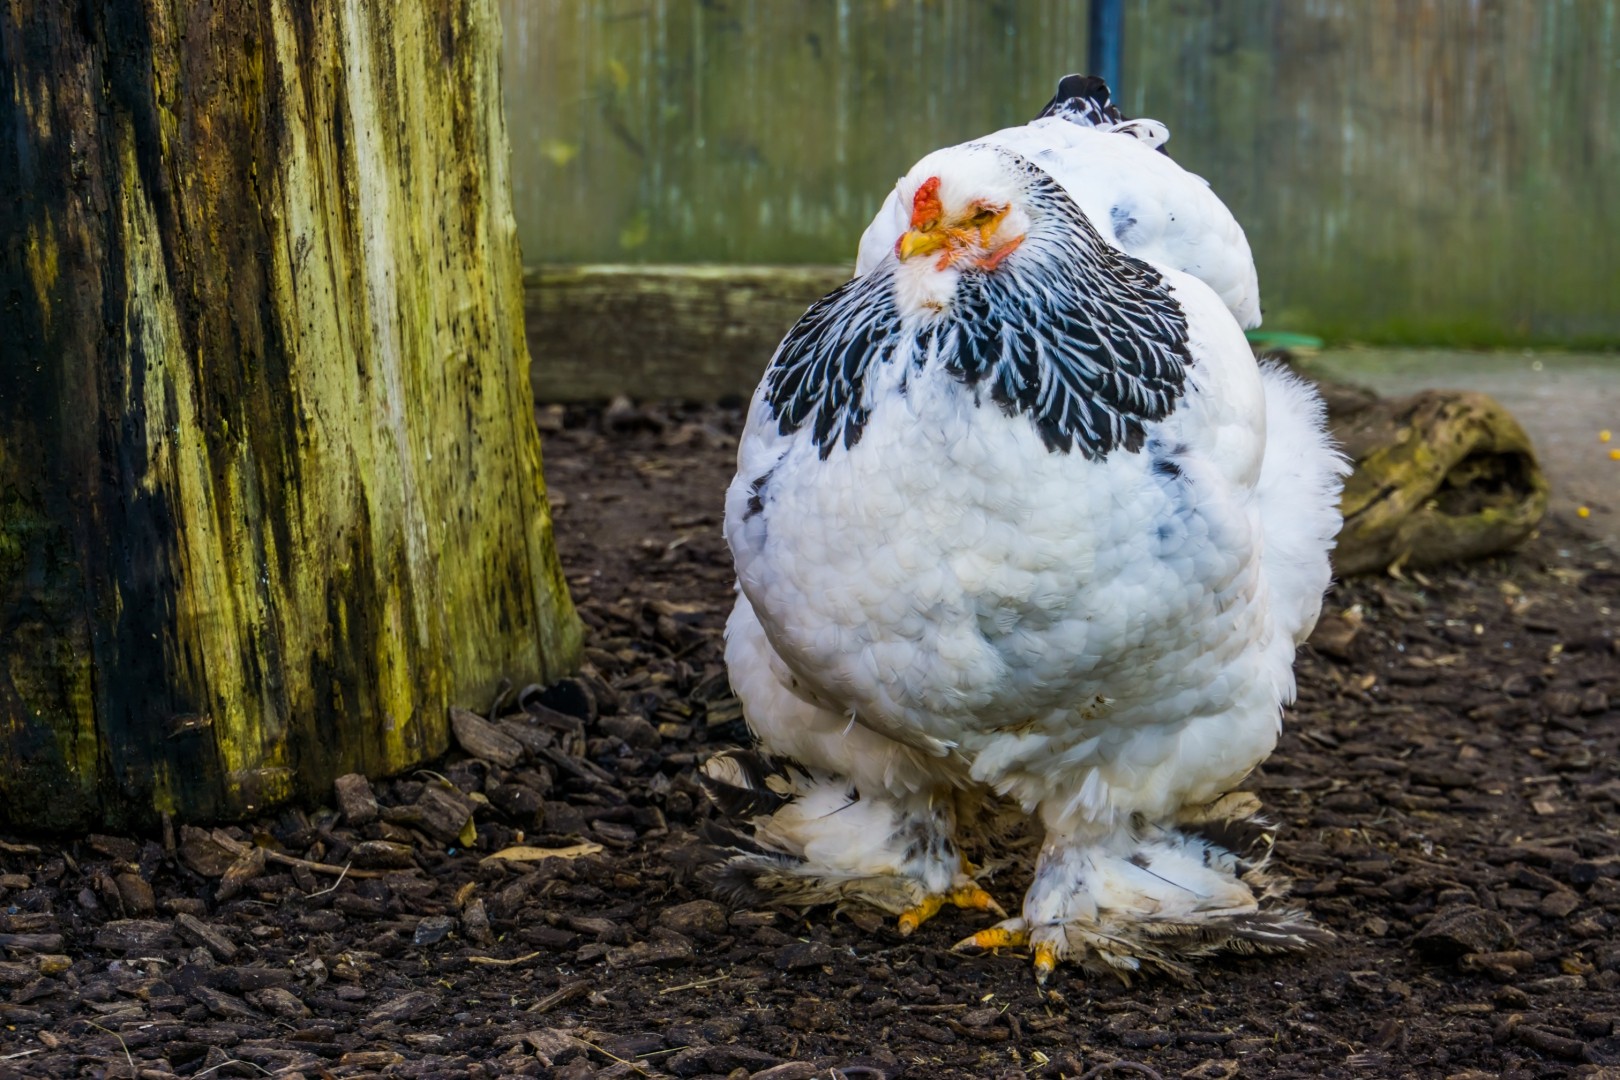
[0,0,579,831]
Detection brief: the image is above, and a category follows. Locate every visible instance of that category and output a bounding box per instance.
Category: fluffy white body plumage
[708,81,1345,978]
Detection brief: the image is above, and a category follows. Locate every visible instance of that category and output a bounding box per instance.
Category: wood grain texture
[0,0,579,829]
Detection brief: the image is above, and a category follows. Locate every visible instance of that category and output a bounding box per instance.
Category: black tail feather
[1034,72,1172,156]
[698,748,797,818]
[1035,73,1124,127]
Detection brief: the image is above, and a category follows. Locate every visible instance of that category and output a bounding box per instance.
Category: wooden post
[0,0,580,830]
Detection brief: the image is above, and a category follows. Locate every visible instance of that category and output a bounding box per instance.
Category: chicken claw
[953,917,1030,952]
[954,919,1063,983]
[897,883,1008,936]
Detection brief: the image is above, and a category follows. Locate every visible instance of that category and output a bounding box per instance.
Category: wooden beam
[526,265,847,403]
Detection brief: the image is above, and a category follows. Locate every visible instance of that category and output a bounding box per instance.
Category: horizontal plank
[526,264,848,403]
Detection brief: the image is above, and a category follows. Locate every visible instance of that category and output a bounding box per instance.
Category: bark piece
[333,775,380,827]
[397,786,477,845]
[461,899,494,946]
[774,941,838,971]
[1414,906,1516,960]
[178,827,240,878]
[656,900,729,938]
[114,873,156,916]
[246,987,310,1020]
[606,935,694,968]
[0,932,65,952]
[450,708,526,767]
[363,990,439,1025]
[175,915,239,963]
[215,847,268,903]
[349,842,417,870]
[93,920,178,954]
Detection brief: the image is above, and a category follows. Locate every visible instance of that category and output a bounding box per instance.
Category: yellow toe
[1033,941,1058,984]
[954,925,1030,951]
[897,894,945,936]
[947,883,1007,918]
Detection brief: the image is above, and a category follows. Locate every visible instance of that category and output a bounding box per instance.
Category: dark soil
[0,400,1617,1080]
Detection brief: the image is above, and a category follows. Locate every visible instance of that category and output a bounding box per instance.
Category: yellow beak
[898,228,947,261]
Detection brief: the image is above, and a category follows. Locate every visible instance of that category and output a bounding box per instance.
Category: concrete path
[1303,350,1619,554]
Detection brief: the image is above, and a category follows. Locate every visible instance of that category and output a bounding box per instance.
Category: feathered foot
[698,749,1005,933]
[955,793,1329,984]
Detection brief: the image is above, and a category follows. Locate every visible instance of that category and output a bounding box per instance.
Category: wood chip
[451,707,526,767]
[333,773,380,825]
[480,842,602,865]
[175,913,239,962]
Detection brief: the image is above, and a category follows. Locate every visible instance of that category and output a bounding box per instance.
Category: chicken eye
[968,206,1002,225]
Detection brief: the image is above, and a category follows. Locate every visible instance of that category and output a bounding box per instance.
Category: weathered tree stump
[0,0,580,829]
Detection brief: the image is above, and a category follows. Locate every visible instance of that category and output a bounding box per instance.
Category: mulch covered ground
[0,400,1616,1080]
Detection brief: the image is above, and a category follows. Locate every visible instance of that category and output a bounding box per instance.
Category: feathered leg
[958,792,1327,982]
[700,596,1005,931]
[700,751,1002,930]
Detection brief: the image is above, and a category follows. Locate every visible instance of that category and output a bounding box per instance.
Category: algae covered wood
[1330,390,1549,576]
[0,0,580,830]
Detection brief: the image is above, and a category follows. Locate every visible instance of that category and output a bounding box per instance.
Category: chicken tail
[1255,362,1350,648]
[1034,73,1171,151]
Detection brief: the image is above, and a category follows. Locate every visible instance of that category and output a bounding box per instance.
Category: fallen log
[1325,387,1549,575]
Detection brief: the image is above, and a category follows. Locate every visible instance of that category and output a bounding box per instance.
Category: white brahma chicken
[702,76,1345,981]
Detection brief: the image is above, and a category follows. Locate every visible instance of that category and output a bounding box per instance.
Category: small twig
[0,1049,39,1061]
[305,862,352,897]
[466,951,542,967]
[572,1036,653,1077]
[196,1057,273,1077]
[527,979,592,1014]
[656,974,729,995]
[81,1021,134,1076]
[264,849,396,879]
[209,831,396,880]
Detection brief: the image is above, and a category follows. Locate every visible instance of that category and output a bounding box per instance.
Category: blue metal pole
[1088,0,1124,96]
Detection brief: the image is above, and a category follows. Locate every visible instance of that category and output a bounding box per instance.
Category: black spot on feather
[744,469,774,519]
[698,749,794,818]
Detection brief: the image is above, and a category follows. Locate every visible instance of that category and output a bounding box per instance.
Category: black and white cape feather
[768,160,1193,460]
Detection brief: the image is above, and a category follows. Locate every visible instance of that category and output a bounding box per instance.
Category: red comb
[910,177,942,229]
